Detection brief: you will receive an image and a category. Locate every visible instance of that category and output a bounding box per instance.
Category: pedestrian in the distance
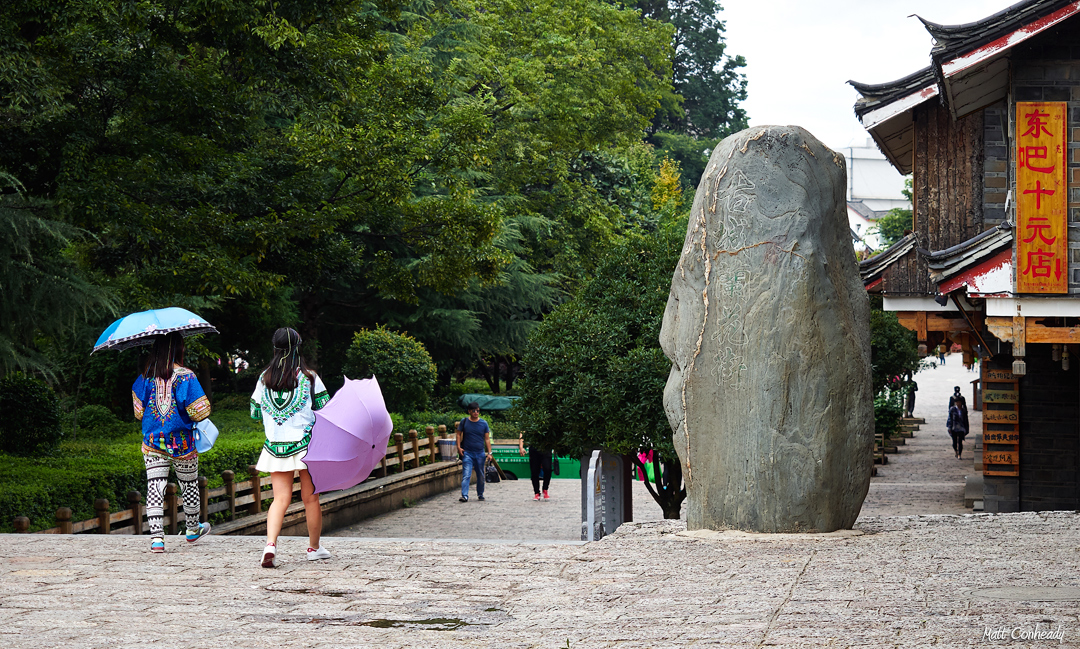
[947,386,969,459]
[456,402,491,502]
[132,332,213,553]
[904,372,917,418]
[939,346,946,365]
[518,433,554,500]
[251,327,332,568]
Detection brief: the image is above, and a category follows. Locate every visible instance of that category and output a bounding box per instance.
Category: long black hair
[142,332,186,380]
[261,327,314,392]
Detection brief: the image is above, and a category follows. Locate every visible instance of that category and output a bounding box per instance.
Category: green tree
[343,326,437,414]
[871,177,914,250]
[514,217,687,518]
[0,0,508,364]
[633,0,748,138]
[0,174,116,379]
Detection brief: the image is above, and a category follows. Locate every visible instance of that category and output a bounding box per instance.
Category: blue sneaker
[477,495,485,501]
[185,522,211,543]
[150,537,165,553]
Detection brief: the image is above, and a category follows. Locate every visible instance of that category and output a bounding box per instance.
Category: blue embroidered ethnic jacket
[133,366,212,459]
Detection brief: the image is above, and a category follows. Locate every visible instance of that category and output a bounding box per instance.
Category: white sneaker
[307,547,331,561]
[261,543,276,568]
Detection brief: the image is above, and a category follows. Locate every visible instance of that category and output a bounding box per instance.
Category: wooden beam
[1025,320,1080,344]
[1013,316,1026,357]
[986,316,1014,342]
[916,311,927,341]
[896,311,970,332]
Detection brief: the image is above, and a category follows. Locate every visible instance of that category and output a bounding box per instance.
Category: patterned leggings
[143,453,200,537]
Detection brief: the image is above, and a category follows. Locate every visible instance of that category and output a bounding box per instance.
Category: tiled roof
[921,0,1075,63]
[923,222,1014,282]
[849,67,936,119]
[859,233,917,285]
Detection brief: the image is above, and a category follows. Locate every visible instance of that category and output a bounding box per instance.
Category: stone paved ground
[4,513,1080,648]
[9,353,1080,648]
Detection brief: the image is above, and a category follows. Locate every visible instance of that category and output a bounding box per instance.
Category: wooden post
[394,432,405,473]
[13,517,29,533]
[427,426,436,464]
[438,424,447,439]
[56,507,72,534]
[248,465,262,515]
[127,491,142,536]
[198,476,209,523]
[222,470,236,521]
[408,429,420,469]
[165,484,178,535]
[379,456,387,478]
[95,499,110,534]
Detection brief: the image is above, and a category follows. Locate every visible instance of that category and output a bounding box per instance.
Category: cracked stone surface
[4,513,1080,648]
[660,125,873,533]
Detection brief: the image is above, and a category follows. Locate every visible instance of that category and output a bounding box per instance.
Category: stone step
[899,424,919,432]
[896,431,914,438]
[902,417,926,425]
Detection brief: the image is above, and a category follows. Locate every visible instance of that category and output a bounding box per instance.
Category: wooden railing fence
[12,425,453,534]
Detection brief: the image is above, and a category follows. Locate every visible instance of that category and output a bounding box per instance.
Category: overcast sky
[718,0,1020,151]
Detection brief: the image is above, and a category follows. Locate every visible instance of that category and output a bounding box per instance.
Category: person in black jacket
[947,386,969,459]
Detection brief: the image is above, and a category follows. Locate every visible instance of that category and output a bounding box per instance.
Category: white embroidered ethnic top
[250,370,330,443]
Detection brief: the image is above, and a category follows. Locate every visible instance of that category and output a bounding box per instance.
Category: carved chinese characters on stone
[659,126,873,533]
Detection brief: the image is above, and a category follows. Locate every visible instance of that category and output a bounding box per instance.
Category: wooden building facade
[853,0,1080,513]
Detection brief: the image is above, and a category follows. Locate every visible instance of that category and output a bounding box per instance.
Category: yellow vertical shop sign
[1016,102,1068,293]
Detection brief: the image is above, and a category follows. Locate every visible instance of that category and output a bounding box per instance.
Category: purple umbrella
[305,376,393,494]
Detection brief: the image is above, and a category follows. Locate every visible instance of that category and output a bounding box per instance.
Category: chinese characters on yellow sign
[1016,102,1068,293]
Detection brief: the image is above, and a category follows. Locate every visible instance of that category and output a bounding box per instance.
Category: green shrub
[212,392,250,411]
[0,373,63,456]
[344,326,437,414]
[73,404,134,440]
[873,386,905,441]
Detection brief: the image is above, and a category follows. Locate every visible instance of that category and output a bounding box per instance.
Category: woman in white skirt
[250,327,332,567]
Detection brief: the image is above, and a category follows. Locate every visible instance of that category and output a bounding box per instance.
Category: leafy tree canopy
[513,210,688,516]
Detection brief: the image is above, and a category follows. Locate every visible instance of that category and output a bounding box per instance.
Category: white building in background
[841,137,911,255]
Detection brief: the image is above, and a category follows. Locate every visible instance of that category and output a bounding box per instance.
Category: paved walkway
[6,512,1080,648]
[858,353,981,517]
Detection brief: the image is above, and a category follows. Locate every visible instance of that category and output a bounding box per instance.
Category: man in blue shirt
[455,402,492,502]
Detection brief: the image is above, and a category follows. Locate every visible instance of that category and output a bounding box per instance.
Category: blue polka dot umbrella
[93,307,218,353]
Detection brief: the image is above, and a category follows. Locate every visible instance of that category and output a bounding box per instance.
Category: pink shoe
[533,493,541,501]
[261,543,276,568]
[543,490,549,500]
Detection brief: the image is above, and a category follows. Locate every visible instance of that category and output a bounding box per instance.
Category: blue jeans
[461,450,486,498]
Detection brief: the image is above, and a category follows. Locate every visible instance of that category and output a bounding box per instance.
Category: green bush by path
[0,373,64,456]
[344,327,437,414]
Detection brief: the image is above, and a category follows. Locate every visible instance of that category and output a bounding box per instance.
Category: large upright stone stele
[659,126,873,533]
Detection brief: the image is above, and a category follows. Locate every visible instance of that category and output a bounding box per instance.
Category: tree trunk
[198,358,214,406]
[491,355,500,394]
[477,355,498,393]
[298,294,321,371]
[636,454,686,520]
[504,357,519,391]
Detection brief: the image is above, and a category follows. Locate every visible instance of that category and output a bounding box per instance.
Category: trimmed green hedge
[0,409,265,533]
[1,403,524,533]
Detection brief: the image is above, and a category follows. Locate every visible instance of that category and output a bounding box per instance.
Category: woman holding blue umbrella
[132,332,213,552]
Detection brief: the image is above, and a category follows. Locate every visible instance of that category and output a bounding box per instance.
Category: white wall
[842,139,911,212]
